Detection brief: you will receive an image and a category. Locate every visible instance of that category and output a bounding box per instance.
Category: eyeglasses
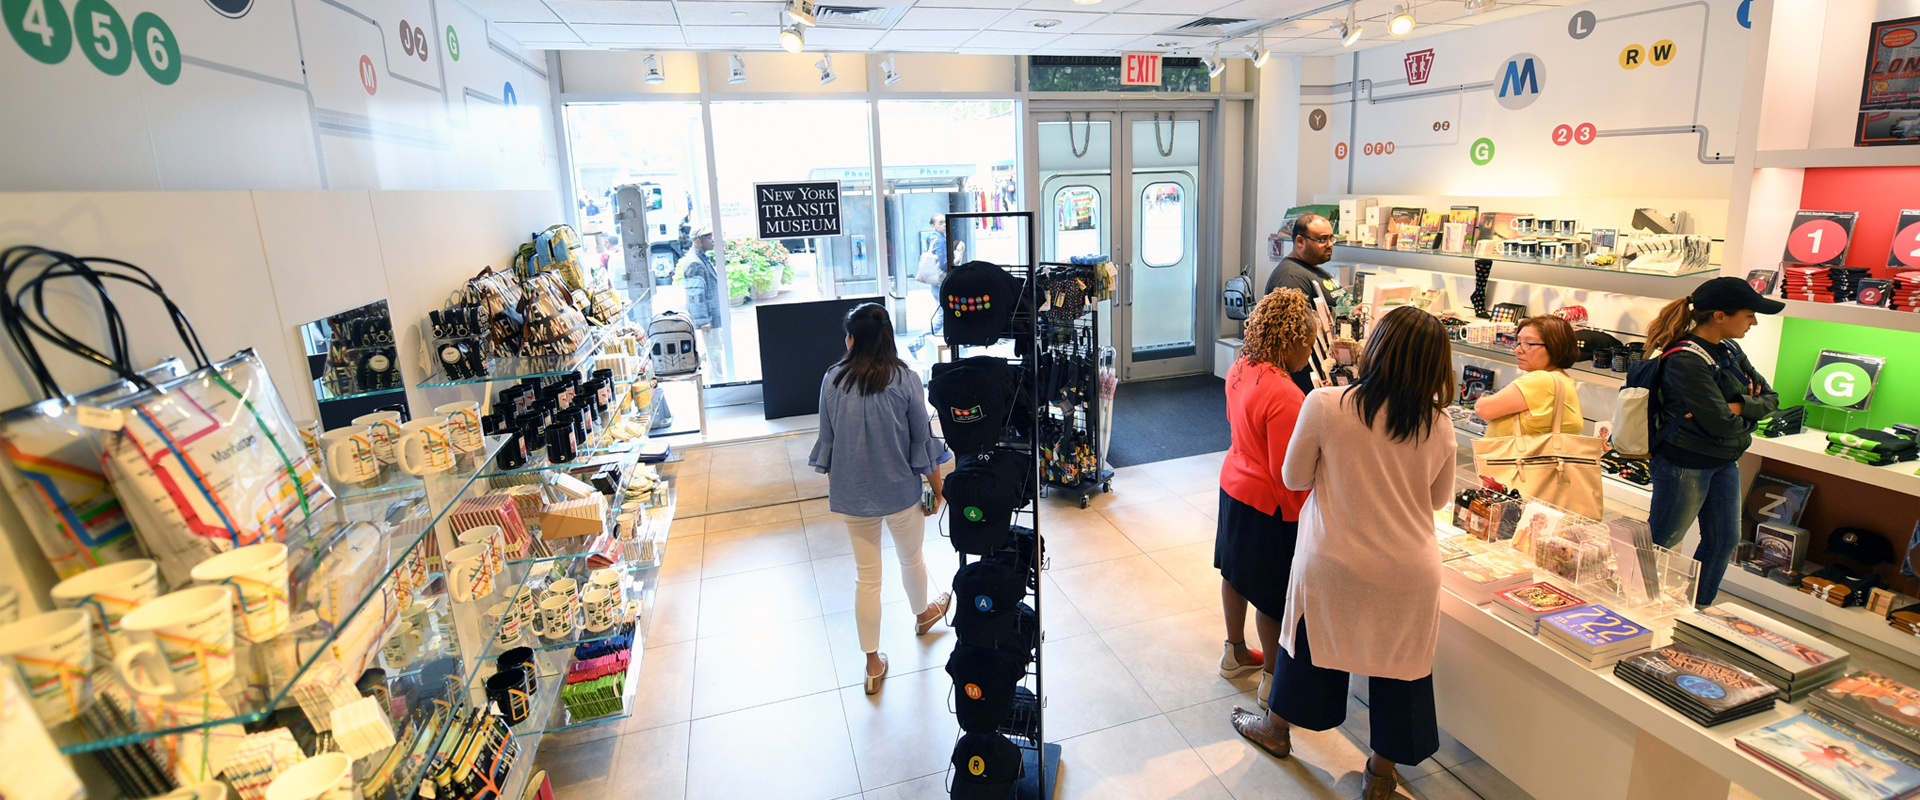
[1300,233,1334,245]
[1513,341,1546,351]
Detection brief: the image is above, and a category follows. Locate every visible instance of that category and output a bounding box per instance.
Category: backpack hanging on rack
[1223,265,1254,321]
[649,311,699,376]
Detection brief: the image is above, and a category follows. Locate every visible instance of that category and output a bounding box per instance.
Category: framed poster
[1782,210,1858,267]
[1804,350,1886,412]
[1857,15,1920,146]
[1742,473,1813,545]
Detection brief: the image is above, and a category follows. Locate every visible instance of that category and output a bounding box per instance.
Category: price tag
[1889,209,1920,269]
[75,406,124,430]
[287,609,320,630]
[1783,209,1857,267]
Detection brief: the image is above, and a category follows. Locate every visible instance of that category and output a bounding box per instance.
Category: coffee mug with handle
[581,588,617,633]
[446,544,494,603]
[321,426,379,485]
[435,401,484,453]
[457,525,507,579]
[291,419,323,468]
[190,543,291,643]
[544,577,579,613]
[113,586,236,696]
[395,416,454,477]
[532,594,575,640]
[267,753,361,800]
[352,411,403,466]
[382,620,424,670]
[50,559,160,659]
[485,601,523,647]
[0,610,94,724]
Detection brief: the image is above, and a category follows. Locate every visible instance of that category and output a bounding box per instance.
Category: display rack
[1333,243,1720,299]
[415,298,639,389]
[1034,260,1112,509]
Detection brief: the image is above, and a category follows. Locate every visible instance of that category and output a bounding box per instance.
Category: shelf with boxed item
[1746,431,1920,500]
[1333,244,1717,300]
[1777,297,1920,334]
[416,297,640,388]
[311,381,408,404]
[1449,338,1627,386]
[1720,568,1920,664]
[47,433,512,758]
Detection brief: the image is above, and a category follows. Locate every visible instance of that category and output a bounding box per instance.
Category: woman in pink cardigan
[1230,306,1457,800]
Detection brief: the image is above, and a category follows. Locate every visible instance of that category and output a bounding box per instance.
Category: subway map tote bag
[103,350,334,585]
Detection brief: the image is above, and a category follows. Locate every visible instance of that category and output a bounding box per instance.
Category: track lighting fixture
[1337,2,1362,47]
[785,0,817,26]
[728,53,747,84]
[1245,31,1270,68]
[1205,46,1225,77]
[816,52,836,85]
[642,52,665,85]
[1389,4,1416,35]
[780,23,804,53]
[880,54,902,86]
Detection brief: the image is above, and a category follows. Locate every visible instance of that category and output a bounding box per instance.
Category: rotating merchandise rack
[1034,260,1113,509]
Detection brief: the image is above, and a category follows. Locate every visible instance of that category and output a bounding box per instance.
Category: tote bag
[1472,374,1606,520]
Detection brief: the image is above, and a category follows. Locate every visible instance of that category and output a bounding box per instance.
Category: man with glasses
[1264,213,1341,392]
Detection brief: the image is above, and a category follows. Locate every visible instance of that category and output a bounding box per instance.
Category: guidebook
[1737,710,1920,800]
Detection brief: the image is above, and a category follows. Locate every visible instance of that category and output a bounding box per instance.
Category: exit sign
[1122,53,1162,86]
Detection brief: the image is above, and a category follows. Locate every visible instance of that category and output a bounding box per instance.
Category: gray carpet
[1106,374,1230,467]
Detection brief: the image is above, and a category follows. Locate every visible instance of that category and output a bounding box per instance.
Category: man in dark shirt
[1264,213,1340,392]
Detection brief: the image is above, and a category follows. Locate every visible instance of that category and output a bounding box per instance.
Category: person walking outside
[1215,289,1319,711]
[911,214,962,357]
[1642,276,1781,607]
[1231,306,1458,800]
[808,303,954,695]
[677,225,725,377]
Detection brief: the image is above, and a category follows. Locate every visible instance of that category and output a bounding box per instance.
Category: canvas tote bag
[1472,373,1606,520]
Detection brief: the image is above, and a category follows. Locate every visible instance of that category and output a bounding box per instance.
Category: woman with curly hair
[1214,288,1319,708]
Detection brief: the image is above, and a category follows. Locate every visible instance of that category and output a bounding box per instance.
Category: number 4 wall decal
[5,0,178,84]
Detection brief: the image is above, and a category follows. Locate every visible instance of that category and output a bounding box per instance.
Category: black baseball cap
[1828,527,1897,566]
[1692,276,1785,315]
[954,560,1026,616]
[948,644,1028,732]
[929,357,1020,455]
[942,450,1031,554]
[951,731,1023,798]
[952,601,1037,658]
[942,261,1024,345]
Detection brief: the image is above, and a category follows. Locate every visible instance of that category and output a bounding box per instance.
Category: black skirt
[1213,489,1300,619]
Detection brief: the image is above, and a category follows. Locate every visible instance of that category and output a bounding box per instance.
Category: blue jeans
[1647,455,1742,607]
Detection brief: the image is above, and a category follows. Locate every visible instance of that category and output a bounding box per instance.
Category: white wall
[558,50,1019,96]
[0,0,559,191]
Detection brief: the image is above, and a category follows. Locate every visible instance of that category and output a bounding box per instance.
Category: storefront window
[1027,56,1213,93]
[1054,185,1101,259]
[1140,182,1185,267]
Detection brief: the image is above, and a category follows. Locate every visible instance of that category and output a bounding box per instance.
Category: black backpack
[1223,265,1254,321]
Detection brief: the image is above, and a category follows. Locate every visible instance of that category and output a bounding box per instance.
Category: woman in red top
[1215,288,1317,708]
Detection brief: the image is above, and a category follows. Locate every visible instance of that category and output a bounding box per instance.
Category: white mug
[436,402,484,453]
[267,753,362,800]
[457,525,507,579]
[616,512,638,542]
[582,588,617,633]
[395,416,454,477]
[382,621,424,670]
[486,602,522,646]
[321,426,379,485]
[589,568,622,598]
[191,543,290,643]
[446,544,494,603]
[0,610,94,724]
[50,559,160,659]
[512,585,538,629]
[533,595,574,640]
[114,586,236,696]
[0,584,16,625]
[292,419,323,467]
[544,577,579,613]
[352,411,403,465]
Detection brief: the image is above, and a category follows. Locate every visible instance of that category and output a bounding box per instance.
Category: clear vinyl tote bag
[1471,374,1606,520]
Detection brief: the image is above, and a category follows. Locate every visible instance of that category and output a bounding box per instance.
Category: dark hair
[1516,315,1580,370]
[833,303,907,396]
[1343,306,1452,443]
[1291,213,1329,240]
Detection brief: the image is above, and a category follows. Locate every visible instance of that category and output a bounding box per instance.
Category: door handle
[1121,263,1134,306]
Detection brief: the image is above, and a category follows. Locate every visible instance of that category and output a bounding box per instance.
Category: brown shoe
[1229,707,1291,759]
[1361,763,1397,800]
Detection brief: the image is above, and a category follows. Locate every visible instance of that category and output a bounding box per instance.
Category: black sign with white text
[755,181,843,239]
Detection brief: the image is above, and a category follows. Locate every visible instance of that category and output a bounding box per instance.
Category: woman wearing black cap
[1642,276,1783,607]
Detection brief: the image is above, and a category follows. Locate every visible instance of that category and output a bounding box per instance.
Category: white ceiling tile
[456,0,561,23]
[961,29,1065,50]
[1204,0,1324,16]
[1117,0,1239,11]
[673,2,785,26]
[572,23,688,45]
[494,21,581,42]
[1079,13,1192,34]
[875,29,977,49]
[1417,2,1476,24]
[547,1,678,25]
[529,41,599,49]
[1046,33,1149,50]
[913,0,1026,8]
[803,27,887,48]
[682,25,779,46]
[897,7,1012,28]
[989,10,1103,34]
[1016,0,1152,11]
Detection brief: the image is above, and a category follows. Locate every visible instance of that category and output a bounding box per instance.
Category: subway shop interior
[3,0,1920,799]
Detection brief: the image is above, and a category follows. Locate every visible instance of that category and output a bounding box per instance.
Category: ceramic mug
[589,568,622,599]
[581,588,617,633]
[114,586,236,696]
[544,577,579,613]
[435,402,484,453]
[267,753,362,800]
[512,585,538,629]
[0,610,94,724]
[533,595,574,640]
[352,411,403,465]
[446,544,494,603]
[191,543,290,643]
[320,426,379,485]
[291,419,323,468]
[395,416,454,477]
[485,602,522,647]
[50,559,160,659]
[382,620,424,670]
[457,525,507,579]
[616,512,638,542]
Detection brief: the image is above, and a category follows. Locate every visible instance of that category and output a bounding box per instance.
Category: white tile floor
[535,448,1539,800]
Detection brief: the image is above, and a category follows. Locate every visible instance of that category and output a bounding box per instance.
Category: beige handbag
[1472,374,1606,519]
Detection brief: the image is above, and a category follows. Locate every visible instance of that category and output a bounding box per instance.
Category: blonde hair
[1240,288,1316,370]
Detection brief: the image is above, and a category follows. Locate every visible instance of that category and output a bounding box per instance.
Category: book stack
[1737,709,1920,800]
[1442,549,1535,605]
[1614,643,1780,726]
[1808,671,1920,762]
[1673,603,1850,701]
[1782,265,1873,303]
[1893,270,1920,313]
[1492,582,1588,635]
[1538,604,1652,666]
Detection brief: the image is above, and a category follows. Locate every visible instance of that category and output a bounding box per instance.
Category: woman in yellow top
[1474,315,1582,434]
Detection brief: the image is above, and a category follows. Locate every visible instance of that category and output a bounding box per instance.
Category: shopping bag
[913,251,943,285]
[1472,374,1606,519]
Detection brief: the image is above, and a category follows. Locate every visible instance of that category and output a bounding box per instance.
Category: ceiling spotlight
[780,23,804,52]
[784,0,817,26]
[642,52,665,85]
[1246,31,1270,68]
[1337,2,1362,46]
[1464,0,1496,13]
[1206,46,1226,77]
[1389,4,1416,35]
[816,52,836,85]
[1031,18,1059,28]
[728,53,747,84]
[880,54,901,86]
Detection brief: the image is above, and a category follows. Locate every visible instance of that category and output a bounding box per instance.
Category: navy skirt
[1213,489,1300,618]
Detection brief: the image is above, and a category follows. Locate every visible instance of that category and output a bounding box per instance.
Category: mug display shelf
[508,481,674,572]
[1746,431,1920,499]
[415,298,639,389]
[312,381,407,404]
[50,435,512,756]
[1335,244,1718,299]
[1449,339,1629,386]
[465,556,659,663]
[478,412,652,481]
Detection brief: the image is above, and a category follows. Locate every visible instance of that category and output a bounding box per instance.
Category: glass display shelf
[1449,340,1631,383]
[49,435,510,756]
[313,380,408,404]
[415,297,638,388]
[1333,243,1721,278]
[477,414,650,480]
[467,564,657,661]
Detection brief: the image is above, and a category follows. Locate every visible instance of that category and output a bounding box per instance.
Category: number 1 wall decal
[1783,210,1857,267]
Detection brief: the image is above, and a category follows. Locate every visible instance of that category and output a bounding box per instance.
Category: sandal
[1229,706,1291,760]
[915,593,952,635]
[1362,763,1397,800]
[864,653,889,695]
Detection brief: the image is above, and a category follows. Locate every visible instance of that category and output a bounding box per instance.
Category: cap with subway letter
[947,644,1029,733]
[950,731,1023,798]
[941,450,1031,554]
[953,560,1026,616]
[1827,527,1897,566]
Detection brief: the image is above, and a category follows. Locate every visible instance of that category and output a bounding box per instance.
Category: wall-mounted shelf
[1335,245,1715,300]
[1747,431,1920,499]
[1752,147,1920,169]
[1449,340,1627,387]
[1720,568,1920,663]
[1778,298,1920,334]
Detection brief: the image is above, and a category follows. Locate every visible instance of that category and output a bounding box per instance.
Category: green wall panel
[1774,318,1920,430]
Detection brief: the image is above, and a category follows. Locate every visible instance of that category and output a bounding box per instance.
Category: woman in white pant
[808,303,954,694]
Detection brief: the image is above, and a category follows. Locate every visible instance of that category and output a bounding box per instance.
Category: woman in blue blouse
[809,303,953,694]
